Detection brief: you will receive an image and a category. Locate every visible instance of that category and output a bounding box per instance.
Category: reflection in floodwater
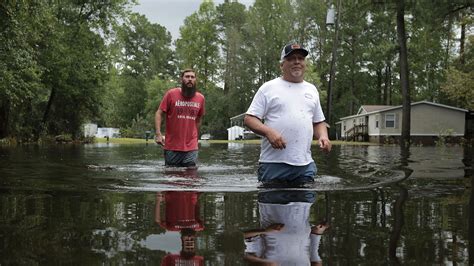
[155,191,204,265]
[243,190,328,265]
[388,185,409,264]
[154,168,204,265]
[0,144,471,264]
[227,142,244,150]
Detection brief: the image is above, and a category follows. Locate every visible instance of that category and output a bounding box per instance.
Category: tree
[245,0,294,84]
[38,1,128,139]
[175,0,220,90]
[111,13,174,128]
[396,0,411,148]
[0,0,130,140]
[441,36,474,110]
[0,1,43,139]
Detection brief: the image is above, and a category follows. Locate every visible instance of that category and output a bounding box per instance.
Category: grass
[95,137,376,145]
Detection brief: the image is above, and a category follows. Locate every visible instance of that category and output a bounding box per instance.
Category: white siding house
[338,101,468,144]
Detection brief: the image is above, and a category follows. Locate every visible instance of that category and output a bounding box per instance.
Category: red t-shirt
[160,191,204,232]
[161,254,204,266]
[159,88,205,151]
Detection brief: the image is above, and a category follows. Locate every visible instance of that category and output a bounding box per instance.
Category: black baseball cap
[280,43,308,61]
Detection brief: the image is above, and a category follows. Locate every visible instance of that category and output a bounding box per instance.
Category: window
[385,114,395,128]
[375,120,379,128]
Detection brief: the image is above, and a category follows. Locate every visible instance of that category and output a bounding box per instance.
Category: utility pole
[326,0,342,138]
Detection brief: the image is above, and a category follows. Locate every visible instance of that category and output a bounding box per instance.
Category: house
[228,112,260,140]
[96,127,120,138]
[337,101,468,144]
[83,123,98,137]
[227,125,245,140]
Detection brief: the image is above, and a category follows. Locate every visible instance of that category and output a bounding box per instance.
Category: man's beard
[181,82,196,98]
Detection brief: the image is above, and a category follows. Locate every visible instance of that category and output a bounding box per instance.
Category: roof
[357,105,393,114]
[230,113,246,121]
[340,101,468,120]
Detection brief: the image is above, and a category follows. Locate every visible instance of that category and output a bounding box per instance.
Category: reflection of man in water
[243,190,329,265]
[155,191,204,266]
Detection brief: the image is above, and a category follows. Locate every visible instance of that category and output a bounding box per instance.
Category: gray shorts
[164,150,198,167]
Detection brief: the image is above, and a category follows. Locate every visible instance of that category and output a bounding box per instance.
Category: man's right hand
[265,223,284,233]
[265,128,287,149]
[155,134,164,146]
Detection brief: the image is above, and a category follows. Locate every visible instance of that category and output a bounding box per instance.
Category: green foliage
[120,114,151,138]
[440,35,474,110]
[0,0,130,141]
[2,0,472,141]
[105,12,174,129]
[435,128,454,146]
[441,68,474,110]
[175,0,220,90]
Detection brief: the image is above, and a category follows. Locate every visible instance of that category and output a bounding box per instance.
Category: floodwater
[0,142,472,265]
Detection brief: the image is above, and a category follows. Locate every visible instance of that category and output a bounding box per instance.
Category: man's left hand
[319,138,331,152]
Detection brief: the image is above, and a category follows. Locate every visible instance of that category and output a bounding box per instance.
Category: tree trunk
[396,0,411,149]
[459,12,466,66]
[350,48,355,114]
[0,100,9,138]
[41,86,56,137]
[376,69,382,104]
[385,59,391,105]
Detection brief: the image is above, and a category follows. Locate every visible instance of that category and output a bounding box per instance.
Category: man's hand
[266,128,287,150]
[265,223,284,233]
[155,133,164,146]
[311,222,329,235]
[244,115,286,150]
[318,137,331,152]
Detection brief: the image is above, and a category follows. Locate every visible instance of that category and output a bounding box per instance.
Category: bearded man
[155,69,206,167]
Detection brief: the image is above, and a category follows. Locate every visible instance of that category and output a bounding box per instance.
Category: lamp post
[326,0,341,138]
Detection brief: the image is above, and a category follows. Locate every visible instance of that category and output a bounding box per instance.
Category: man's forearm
[313,122,328,140]
[243,228,267,239]
[196,116,202,133]
[244,115,268,137]
[155,109,163,135]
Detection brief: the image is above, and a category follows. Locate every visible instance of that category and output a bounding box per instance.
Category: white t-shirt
[244,202,322,264]
[246,77,325,165]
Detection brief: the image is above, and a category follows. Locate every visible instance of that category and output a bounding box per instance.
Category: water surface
[0,143,472,264]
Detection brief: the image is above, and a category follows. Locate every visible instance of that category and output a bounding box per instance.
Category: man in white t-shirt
[244,43,331,183]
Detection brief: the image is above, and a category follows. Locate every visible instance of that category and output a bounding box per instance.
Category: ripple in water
[89,162,408,192]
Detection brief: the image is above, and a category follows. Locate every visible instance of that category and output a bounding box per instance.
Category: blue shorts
[257,162,317,183]
[164,150,198,167]
[258,190,317,204]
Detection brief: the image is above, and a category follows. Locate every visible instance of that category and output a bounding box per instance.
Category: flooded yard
[0,143,472,264]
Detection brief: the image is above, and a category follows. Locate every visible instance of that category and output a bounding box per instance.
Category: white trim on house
[369,133,465,136]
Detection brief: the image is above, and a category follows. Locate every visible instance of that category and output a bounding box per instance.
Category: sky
[132,0,254,41]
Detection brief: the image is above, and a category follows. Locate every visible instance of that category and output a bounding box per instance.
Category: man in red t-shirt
[155,69,206,167]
